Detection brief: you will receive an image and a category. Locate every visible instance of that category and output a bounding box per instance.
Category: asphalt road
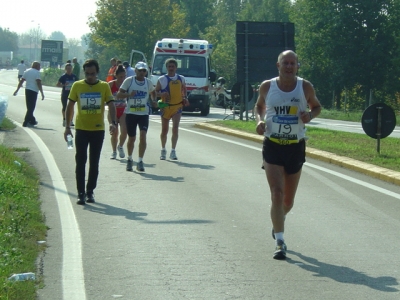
[1,69,400,299]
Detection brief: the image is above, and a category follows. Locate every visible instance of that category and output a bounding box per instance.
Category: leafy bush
[41,68,63,87]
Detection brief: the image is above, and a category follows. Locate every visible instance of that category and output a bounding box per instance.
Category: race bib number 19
[128,97,146,112]
[270,114,300,145]
[79,92,102,114]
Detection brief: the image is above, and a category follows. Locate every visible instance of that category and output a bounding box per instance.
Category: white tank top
[264,77,307,144]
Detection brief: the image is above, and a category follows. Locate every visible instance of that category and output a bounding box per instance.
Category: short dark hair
[115,64,126,76]
[165,58,177,67]
[65,63,72,69]
[21,60,24,63]
[83,59,100,73]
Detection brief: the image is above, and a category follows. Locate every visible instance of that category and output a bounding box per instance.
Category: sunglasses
[137,69,147,72]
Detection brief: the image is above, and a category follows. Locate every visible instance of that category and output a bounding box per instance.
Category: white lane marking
[176,126,400,200]
[17,122,86,300]
[305,163,400,200]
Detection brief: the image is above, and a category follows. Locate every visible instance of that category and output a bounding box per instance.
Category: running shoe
[160,149,167,160]
[136,161,145,172]
[76,193,85,205]
[30,121,38,126]
[86,192,95,203]
[126,159,133,171]
[110,152,117,159]
[169,150,178,160]
[273,239,287,260]
[118,146,125,158]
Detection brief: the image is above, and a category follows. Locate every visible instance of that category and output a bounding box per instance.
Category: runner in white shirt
[117,62,156,172]
[17,60,27,83]
[255,50,321,260]
[13,61,45,127]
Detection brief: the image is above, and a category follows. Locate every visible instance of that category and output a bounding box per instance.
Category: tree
[67,38,84,61]
[0,27,18,52]
[48,31,67,44]
[88,0,189,61]
[173,0,214,39]
[240,0,291,22]
[201,0,246,87]
[291,0,400,109]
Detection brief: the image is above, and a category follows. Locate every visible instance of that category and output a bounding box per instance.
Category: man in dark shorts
[117,62,156,172]
[57,63,77,127]
[17,60,27,82]
[255,50,322,260]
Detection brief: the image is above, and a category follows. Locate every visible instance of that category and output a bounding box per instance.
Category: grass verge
[0,119,46,300]
[211,119,400,172]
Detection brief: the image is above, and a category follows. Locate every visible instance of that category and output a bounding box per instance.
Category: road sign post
[361,103,396,154]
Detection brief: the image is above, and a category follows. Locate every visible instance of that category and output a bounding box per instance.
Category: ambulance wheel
[200,105,210,116]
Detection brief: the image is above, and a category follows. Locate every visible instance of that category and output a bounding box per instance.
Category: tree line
[1,0,399,110]
[86,0,400,110]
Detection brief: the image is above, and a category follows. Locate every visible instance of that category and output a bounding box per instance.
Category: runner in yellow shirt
[64,59,117,205]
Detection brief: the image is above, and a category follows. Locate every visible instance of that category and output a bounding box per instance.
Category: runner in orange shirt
[106,57,117,82]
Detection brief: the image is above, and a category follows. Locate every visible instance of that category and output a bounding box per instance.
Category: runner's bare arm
[255,81,270,135]
[300,80,322,123]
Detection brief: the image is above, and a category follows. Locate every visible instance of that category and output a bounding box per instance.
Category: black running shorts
[262,137,306,174]
[125,114,149,137]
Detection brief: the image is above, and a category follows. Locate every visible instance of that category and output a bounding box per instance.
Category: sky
[0,0,98,40]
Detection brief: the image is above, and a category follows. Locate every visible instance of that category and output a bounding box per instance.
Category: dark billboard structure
[236,22,295,84]
[41,40,63,66]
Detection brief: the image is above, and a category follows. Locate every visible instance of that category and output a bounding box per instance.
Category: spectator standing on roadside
[17,60,27,82]
[56,63,77,127]
[117,62,156,172]
[123,61,135,77]
[72,57,80,80]
[64,59,117,205]
[155,58,189,161]
[13,61,45,127]
[108,64,128,160]
[106,57,117,82]
[255,50,322,260]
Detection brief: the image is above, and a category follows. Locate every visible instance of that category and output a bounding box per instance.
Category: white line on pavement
[18,122,86,300]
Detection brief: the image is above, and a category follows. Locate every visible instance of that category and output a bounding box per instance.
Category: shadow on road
[40,181,77,198]
[136,172,184,182]
[28,126,56,131]
[167,160,215,170]
[84,201,214,225]
[286,250,399,292]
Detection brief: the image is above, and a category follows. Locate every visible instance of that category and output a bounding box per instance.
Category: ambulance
[130,38,216,116]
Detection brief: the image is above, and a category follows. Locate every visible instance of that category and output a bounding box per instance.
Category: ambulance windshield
[152,55,206,78]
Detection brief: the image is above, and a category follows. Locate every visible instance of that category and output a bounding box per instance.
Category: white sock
[274,232,284,243]
[128,156,133,161]
[162,148,166,151]
[138,157,143,162]
[171,148,176,151]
